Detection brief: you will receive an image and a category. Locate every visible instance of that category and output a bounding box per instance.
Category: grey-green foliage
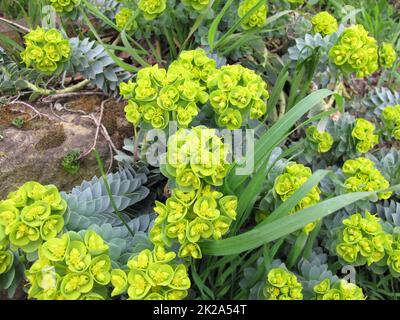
[0,251,25,299]
[67,37,131,95]
[297,250,339,298]
[0,48,40,97]
[286,26,343,87]
[88,0,120,19]
[370,200,400,228]
[62,165,149,230]
[364,87,400,118]
[367,148,400,187]
[325,112,357,160]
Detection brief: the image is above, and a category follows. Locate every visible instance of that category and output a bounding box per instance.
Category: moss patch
[35,124,66,150]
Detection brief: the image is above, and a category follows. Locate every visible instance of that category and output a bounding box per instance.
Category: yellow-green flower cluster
[49,0,80,13]
[311,11,338,36]
[386,235,400,275]
[342,157,391,200]
[165,126,230,189]
[138,0,166,20]
[115,7,137,32]
[182,0,210,11]
[305,125,334,153]
[207,64,269,129]
[313,279,364,300]
[117,248,190,299]
[26,230,112,300]
[0,182,66,254]
[379,42,397,68]
[274,163,321,233]
[351,118,379,153]
[329,25,379,78]
[0,250,13,275]
[149,126,236,260]
[381,104,400,140]
[20,27,71,74]
[263,268,303,300]
[150,184,237,259]
[120,49,216,129]
[237,0,268,30]
[287,0,304,5]
[336,211,392,265]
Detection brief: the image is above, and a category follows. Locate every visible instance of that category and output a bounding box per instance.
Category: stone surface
[0,96,131,198]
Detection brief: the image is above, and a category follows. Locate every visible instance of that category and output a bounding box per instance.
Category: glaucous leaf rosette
[113,248,191,299]
[329,24,379,78]
[262,268,303,300]
[120,49,216,129]
[237,0,268,30]
[305,125,334,153]
[115,7,138,32]
[351,118,379,153]
[0,181,67,254]
[26,230,113,300]
[335,211,393,266]
[381,104,400,140]
[207,64,269,129]
[341,157,391,200]
[311,11,338,37]
[48,0,80,14]
[150,184,238,259]
[20,27,72,74]
[273,162,321,233]
[313,278,364,300]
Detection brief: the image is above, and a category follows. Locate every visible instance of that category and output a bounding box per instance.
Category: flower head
[311,11,338,36]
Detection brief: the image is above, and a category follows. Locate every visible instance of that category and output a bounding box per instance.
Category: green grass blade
[257,169,330,226]
[226,89,334,190]
[120,30,150,67]
[93,150,136,237]
[201,191,380,256]
[79,7,138,72]
[208,0,235,50]
[181,0,215,50]
[286,232,308,269]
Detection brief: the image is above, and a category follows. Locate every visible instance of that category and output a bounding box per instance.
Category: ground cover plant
[0,0,399,301]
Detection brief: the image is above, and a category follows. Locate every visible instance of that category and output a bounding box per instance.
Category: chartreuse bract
[273,163,321,233]
[20,27,71,74]
[0,182,66,255]
[263,268,303,300]
[152,126,237,259]
[351,118,379,153]
[305,125,333,153]
[381,104,400,140]
[329,24,378,78]
[113,247,190,300]
[48,0,81,14]
[120,48,269,130]
[313,279,364,300]
[115,7,137,32]
[26,230,113,300]
[237,0,268,30]
[341,157,391,200]
[335,211,392,266]
[311,11,338,37]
